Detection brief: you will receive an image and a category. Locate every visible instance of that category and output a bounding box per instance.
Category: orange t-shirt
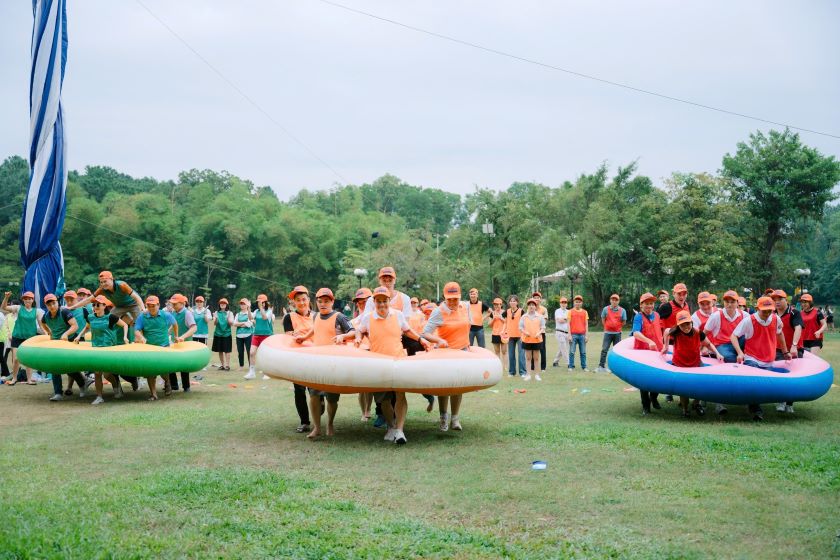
[568,308,588,334]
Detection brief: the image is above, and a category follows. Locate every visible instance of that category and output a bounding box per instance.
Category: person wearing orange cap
[663,310,724,417]
[168,294,197,391]
[245,294,274,380]
[40,293,86,401]
[657,290,669,306]
[422,281,473,432]
[531,292,550,375]
[703,291,747,364]
[1,290,44,385]
[364,266,412,314]
[212,298,234,370]
[597,294,626,373]
[731,296,794,421]
[519,298,546,381]
[191,296,212,347]
[737,296,748,313]
[72,271,145,331]
[552,297,570,367]
[799,293,826,356]
[691,292,715,334]
[282,286,314,433]
[567,295,589,371]
[59,290,95,396]
[771,289,803,414]
[658,283,690,335]
[233,297,254,375]
[407,296,426,334]
[350,287,375,421]
[467,288,490,348]
[75,295,130,405]
[353,286,430,444]
[135,295,178,399]
[489,297,507,363]
[502,295,526,377]
[631,293,664,414]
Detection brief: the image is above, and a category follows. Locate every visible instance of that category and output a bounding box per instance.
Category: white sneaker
[262,375,270,381]
[595,367,607,373]
[84,376,94,389]
[384,428,397,442]
[439,413,451,432]
[243,370,256,380]
[451,415,462,431]
[776,402,786,412]
[394,429,407,445]
[49,393,63,401]
[583,368,590,372]
[523,374,532,381]
[92,396,105,405]
[785,404,795,414]
[535,374,542,381]
[114,386,125,399]
[567,367,573,372]
[78,390,86,398]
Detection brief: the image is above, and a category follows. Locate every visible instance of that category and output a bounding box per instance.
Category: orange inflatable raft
[255,334,503,396]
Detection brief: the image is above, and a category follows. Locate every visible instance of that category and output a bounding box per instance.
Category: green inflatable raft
[18,335,211,376]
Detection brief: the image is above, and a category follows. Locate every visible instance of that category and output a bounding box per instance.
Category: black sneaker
[753,411,764,422]
[552,361,558,367]
[642,407,651,415]
[665,395,674,403]
[682,409,690,418]
[651,398,661,410]
[63,389,73,396]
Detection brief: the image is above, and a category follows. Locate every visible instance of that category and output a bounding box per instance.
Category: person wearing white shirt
[552,297,570,367]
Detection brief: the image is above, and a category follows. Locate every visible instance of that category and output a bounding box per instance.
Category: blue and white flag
[20,0,68,306]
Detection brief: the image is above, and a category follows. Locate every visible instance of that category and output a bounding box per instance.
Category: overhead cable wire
[316,0,840,140]
[133,0,348,183]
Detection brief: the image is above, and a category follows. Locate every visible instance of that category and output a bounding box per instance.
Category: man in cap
[39,293,86,401]
[567,295,589,371]
[168,293,197,392]
[771,289,802,414]
[657,283,690,402]
[467,288,490,348]
[552,297,570,367]
[596,294,626,373]
[798,293,826,356]
[135,295,178,399]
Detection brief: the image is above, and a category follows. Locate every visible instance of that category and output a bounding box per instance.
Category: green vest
[12,306,38,339]
[140,311,171,347]
[44,310,70,340]
[89,313,117,348]
[173,308,193,342]
[235,311,253,337]
[193,307,209,336]
[253,308,273,336]
[69,308,87,339]
[103,280,136,308]
[214,311,231,337]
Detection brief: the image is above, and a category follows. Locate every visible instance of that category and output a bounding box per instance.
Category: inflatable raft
[608,337,833,404]
[17,335,211,377]
[256,334,502,395]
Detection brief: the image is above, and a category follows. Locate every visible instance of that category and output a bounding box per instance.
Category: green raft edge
[17,345,211,376]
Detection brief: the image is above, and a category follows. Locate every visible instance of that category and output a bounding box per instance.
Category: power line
[316,0,840,140]
[133,0,348,183]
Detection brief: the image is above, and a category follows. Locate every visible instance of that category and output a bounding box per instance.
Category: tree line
[0,129,838,311]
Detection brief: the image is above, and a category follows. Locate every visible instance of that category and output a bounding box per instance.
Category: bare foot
[307,428,321,440]
[326,424,335,436]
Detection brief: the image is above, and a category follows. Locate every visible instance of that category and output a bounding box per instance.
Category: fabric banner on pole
[21,0,68,306]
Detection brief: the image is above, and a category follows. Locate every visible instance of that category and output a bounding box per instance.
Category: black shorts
[10,337,28,349]
[803,339,823,349]
[211,335,232,353]
[522,342,541,351]
[194,336,208,345]
[491,334,502,344]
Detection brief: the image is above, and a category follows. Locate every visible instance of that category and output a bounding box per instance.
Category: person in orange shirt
[489,297,507,362]
[519,298,546,381]
[282,285,314,433]
[351,286,429,445]
[597,294,626,373]
[502,295,526,377]
[350,287,374,422]
[567,295,589,371]
[531,291,550,376]
[422,282,472,431]
[799,293,827,355]
[467,288,490,348]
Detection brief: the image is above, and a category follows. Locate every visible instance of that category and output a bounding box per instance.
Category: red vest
[671,329,702,368]
[800,308,822,341]
[603,306,623,332]
[744,314,778,364]
[633,312,663,351]
[777,308,796,350]
[710,310,744,346]
[694,311,711,333]
[661,300,689,330]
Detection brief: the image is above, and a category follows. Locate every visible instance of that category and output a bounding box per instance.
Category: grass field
[1,331,838,559]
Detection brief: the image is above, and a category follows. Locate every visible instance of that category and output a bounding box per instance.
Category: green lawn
[1,332,838,559]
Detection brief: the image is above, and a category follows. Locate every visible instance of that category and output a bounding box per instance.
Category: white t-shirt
[554,307,569,332]
[363,290,412,319]
[732,313,782,366]
[355,309,410,334]
[703,309,747,338]
[691,310,713,330]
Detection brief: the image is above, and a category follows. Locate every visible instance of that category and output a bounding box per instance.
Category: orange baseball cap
[43,293,57,304]
[493,297,504,304]
[170,293,188,304]
[800,293,813,302]
[532,291,542,298]
[757,296,775,311]
[672,283,687,294]
[771,289,788,300]
[422,303,435,315]
[737,297,746,306]
[77,287,91,296]
[354,287,372,301]
[378,266,396,278]
[315,288,334,300]
[675,310,692,325]
[697,291,712,303]
[145,295,160,305]
[98,271,113,280]
[559,297,568,303]
[610,293,620,300]
[573,295,583,301]
[63,290,78,299]
[256,294,268,302]
[288,285,309,300]
[372,286,391,300]
[639,292,656,303]
[657,289,669,297]
[723,290,738,301]
[238,298,249,305]
[443,282,461,299]
[526,298,538,306]
[93,295,113,307]
[218,298,229,305]
[21,291,35,299]
[195,295,205,302]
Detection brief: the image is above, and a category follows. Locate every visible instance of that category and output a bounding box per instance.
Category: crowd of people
[0,268,831,438]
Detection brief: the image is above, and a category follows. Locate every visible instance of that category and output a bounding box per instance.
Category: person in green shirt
[211,298,233,370]
[75,295,130,405]
[40,293,87,401]
[245,294,273,380]
[191,296,212,347]
[168,293,196,392]
[233,298,254,372]
[134,295,178,400]
[1,290,44,385]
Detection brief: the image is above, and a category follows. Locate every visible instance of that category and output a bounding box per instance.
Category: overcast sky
[1,1,839,199]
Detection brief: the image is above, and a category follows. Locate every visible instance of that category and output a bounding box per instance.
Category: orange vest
[522,314,542,344]
[568,308,588,334]
[408,311,426,333]
[490,310,505,335]
[289,311,313,336]
[437,302,470,350]
[390,291,406,312]
[369,312,405,357]
[505,308,522,338]
[313,313,337,346]
[469,301,484,327]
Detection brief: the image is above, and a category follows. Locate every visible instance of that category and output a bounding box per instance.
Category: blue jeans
[469,328,485,348]
[716,342,738,363]
[569,334,587,369]
[599,332,621,368]
[508,337,526,376]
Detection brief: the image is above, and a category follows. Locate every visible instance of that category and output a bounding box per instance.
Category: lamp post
[353,268,368,290]
[794,268,811,295]
[482,223,495,296]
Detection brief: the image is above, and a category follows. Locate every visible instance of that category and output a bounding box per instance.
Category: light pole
[794,268,811,295]
[353,268,368,290]
[482,222,495,297]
